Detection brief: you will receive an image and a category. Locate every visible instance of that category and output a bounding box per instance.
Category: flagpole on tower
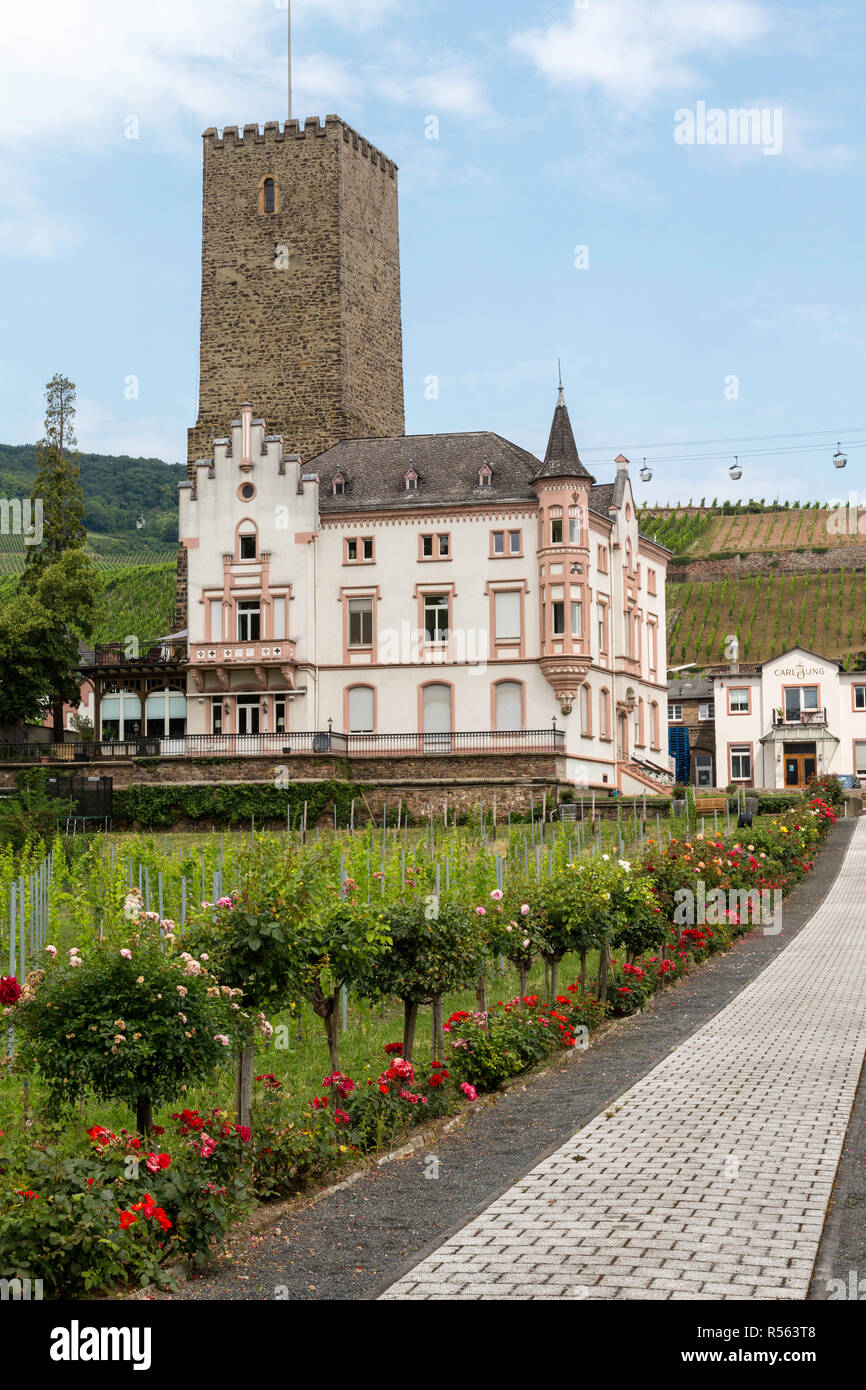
[287,0,292,121]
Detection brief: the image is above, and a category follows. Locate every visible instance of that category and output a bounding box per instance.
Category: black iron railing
[0,728,566,763]
[85,639,187,666]
[771,708,828,727]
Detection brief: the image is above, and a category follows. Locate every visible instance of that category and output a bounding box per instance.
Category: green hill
[639,500,866,669]
[0,442,184,549]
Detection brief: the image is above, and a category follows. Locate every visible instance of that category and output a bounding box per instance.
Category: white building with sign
[712,647,866,789]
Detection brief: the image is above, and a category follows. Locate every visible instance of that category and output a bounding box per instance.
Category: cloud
[512,0,770,108]
[374,63,491,119]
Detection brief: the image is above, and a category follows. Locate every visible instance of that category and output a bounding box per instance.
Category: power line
[580,425,866,463]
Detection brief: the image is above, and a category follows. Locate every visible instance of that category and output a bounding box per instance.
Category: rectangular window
[598,603,608,655]
[670,703,683,722]
[570,600,583,638]
[211,700,223,736]
[552,600,565,636]
[730,688,750,714]
[856,742,866,776]
[509,530,521,554]
[362,537,374,561]
[209,599,222,642]
[698,702,715,721]
[598,545,608,573]
[785,686,819,722]
[730,745,752,781]
[346,539,358,561]
[568,515,580,544]
[647,568,656,595]
[421,534,449,559]
[624,611,633,659]
[424,594,450,643]
[855,686,866,710]
[239,534,256,560]
[494,590,521,642]
[237,601,260,641]
[272,596,287,641]
[274,697,287,734]
[348,597,373,648]
[492,531,505,555]
[550,517,563,545]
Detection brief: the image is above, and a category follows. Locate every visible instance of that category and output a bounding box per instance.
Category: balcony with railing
[771,707,828,727]
[83,638,188,669]
[0,728,567,763]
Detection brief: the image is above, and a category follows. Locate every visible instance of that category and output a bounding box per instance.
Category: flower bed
[0,794,838,1297]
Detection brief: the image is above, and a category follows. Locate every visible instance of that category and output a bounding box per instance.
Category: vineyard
[0,561,176,644]
[667,567,866,667]
[638,504,862,558]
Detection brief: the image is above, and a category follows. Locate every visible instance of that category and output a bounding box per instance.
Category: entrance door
[784,749,817,787]
[237,695,261,750]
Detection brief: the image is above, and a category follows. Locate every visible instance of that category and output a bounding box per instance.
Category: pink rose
[460,1083,477,1102]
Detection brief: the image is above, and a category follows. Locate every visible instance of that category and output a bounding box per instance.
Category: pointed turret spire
[532,380,595,482]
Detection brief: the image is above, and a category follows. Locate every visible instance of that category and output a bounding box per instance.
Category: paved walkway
[381,819,866,1300]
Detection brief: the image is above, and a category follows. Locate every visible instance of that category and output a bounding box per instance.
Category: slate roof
[312,432,540,513]
[532,389,596,483]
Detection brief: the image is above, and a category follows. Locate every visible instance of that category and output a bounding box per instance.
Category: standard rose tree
[12,920,244,1137]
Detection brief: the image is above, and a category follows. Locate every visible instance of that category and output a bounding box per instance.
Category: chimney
[615,454,629,475]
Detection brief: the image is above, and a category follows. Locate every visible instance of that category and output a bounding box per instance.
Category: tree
[0,551,101,730]
[358,898,486,1061]
[14,919,242,1136]
[184,849,321,1127]
[21,375,92,740]
[24,374,85,576]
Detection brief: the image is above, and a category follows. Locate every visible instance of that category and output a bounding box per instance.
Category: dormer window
[333,474,345,496]
[478,463,492,487]
[404,468,419,492]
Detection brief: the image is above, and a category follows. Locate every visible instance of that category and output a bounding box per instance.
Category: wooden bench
[694,796,729,814]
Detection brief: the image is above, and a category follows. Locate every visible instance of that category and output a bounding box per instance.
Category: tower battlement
[201,116,398,178]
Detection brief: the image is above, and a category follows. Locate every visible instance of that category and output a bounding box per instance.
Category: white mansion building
[93,393,670,794]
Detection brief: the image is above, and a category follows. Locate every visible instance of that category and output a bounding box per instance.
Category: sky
[1,0,864,507]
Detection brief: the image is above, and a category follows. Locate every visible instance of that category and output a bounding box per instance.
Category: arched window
[333,474,345,496]
[478,463,492,487]
[494,681,523,732]
[237,520,257,561]
[600,687,611,738]
[347,685,375,734]
[404,468,419,492]
[258,175,279,215]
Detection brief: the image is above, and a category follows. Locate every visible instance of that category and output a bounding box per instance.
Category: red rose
[0,976,21,1006]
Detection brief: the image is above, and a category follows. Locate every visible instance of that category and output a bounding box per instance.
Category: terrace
[0,727,567,763]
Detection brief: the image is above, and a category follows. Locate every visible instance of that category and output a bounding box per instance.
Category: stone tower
[187,114,405,466]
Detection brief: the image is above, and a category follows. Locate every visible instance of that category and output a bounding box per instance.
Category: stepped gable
[314,432,542,512]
